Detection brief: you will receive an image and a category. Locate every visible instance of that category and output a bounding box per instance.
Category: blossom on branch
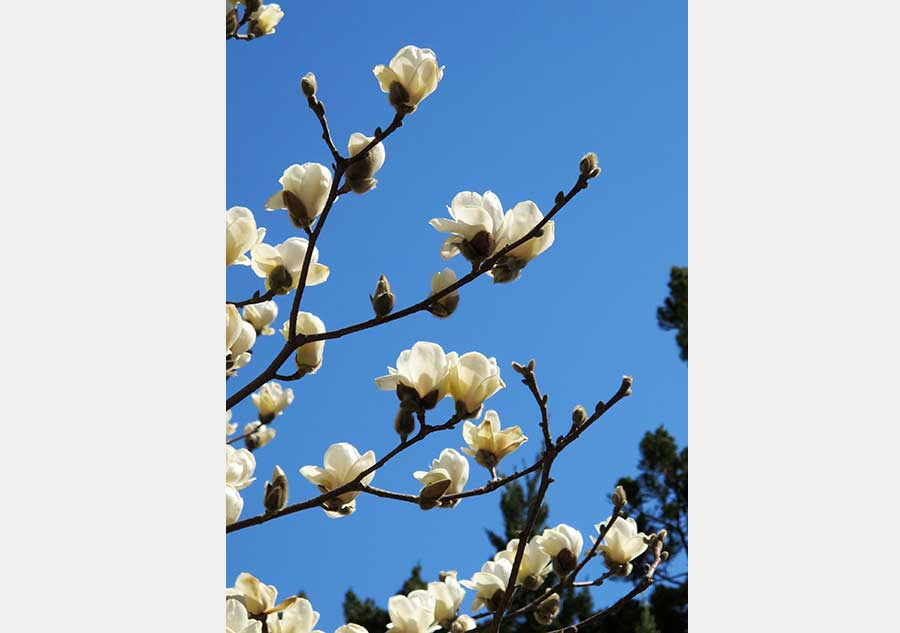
[423,573,466,626]
[387,592,438,633]
[346,133,386,194]
[429,268,459,318]
[243,300,278,336]
[226,410,237,437]
[250,238,330,294]
[227,304,257,377]
[495,537,552,590]
[266,597,324,633]
[460,558,513,613]
[265,163,333,229]
[300,442,376,517]
[538,523,584,576]
[460,410,527,472]
[243,421,276,450]
[249,4,283,37]
[225,443,255,524]
[591,516,649,575]
[280,311,326,374]
[489,201,555,283]
[429,191,504,264]
[252,381,294,423]
[375,341,453,411]
[226,572,297,616]
[413,448,469,507]
[447,352,505,418]
[373,45,444,113]
[226,598,262,633]
[226,207,266,266]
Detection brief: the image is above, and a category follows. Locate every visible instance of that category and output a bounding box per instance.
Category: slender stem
[228,288,277,309]
[306,95,342,163]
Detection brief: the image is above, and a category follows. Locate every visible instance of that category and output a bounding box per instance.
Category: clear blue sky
[227,1,686,627]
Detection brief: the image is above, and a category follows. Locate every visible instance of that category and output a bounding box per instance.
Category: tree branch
[228,288,277,309]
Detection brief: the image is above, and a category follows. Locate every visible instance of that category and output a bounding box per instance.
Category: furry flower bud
[300,72,317,98]
[370,274,395,317]
[263,465,288,513]
[571,404,588,428]
[579,152,602,179]
[534,593,561,625]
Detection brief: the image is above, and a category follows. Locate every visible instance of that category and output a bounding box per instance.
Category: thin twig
[228,289,277,309]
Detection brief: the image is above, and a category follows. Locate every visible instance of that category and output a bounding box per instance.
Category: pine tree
[657,267,688,361]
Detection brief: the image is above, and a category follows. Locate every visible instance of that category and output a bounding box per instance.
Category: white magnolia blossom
[266,597,324,633]
[489,201,555,283]
[461,410,528,471]
[280,312,326,373]
[227,303,257,376]
[388,593,438,633]
[373,45,443,113]
[451,615,476,633]
[243,301,278,336]
[226,572,296,616]
[495,538,552,589]
[250,238,330,293]
[460,558,513,612]
[252,381,294,422]
[413,448,469,505]
[226,207,266,266]
[225,444,255,525]
[429,268,459,318]
[346,133,386,194]
[375,341,454,409]
[591,516,649,571]
[429,191,504,262]
[226,598,263,633]
[447,351,505,418]
[250,3,283,36]
[244,421,276,450]
[539,524,584,575]
[424,575,466,625]
[335,626,369,633]
[226,410,237,436]
[300,443,376,518]
[265,163,333,228]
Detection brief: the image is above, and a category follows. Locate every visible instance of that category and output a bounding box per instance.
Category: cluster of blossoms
[226,2,284,41]
[226,444,256,525]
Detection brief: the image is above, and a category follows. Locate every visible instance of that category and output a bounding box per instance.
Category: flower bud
[534,593,561,625]
[263,465,288,513]
[267,265,293,295]
[243,422,276,451]
[451,615,476,633]
[612,484,628,507]
[656,529,668,542]
[429,268,459,318]
[622,375,634,396]
[579,152,602,180]
[571,404,587,428]
[248,3,283,38]
[370,274,395,317]
[394,408,416,442]
[300,72,317,98]
[660,550,670,561]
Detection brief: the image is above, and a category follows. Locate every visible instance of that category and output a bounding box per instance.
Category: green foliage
[657,267,688,361]
[342,564,428,631]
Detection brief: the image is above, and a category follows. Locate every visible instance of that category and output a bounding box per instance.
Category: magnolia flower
[226,445,255,523]
[539,524,584,575]
[335,626,368,633]
[226,410,237,436]
[375,341,453,410]
[373,45,443,113]
[429,268,459,318]
[534,593,561,626]
[414,448,469,506]
[249,3,283,36]
[495,538,551,589]
[429,191,504,263]
[451,615,476,633]
[227,304,257,377]
[243,421,276,450]
[387,593,438,633]
[346,133,386,194]
[448,352,505,418]
[591,516,649,574]
[461,410,527,471]
[243,301,278,336]
[300,443,376,517]
[489,202,555,283]
[280,312,326,374]
[425,575,466,625]
[227,572,297,617]
[227,207,266,266]
[266,597,324,633]
[265,163,333,229]
[226,598,263,633]
[250,238,329,294]
[460,558,513,612]
[252,382,294,423]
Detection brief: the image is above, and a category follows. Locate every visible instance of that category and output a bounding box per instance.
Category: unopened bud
[267,265,293,294]
[263,465,288,513]
[534,593,561,625]
[370,274,395,317]
[300,72,317,98]
[571,404,587,428]
[579,152,602,180]
[430,268,460,318]
[657,529,668,542]
[622,375,633,396]
[394,408,416,441]
[511,361,527,375]
[612,484,628,507]
[660,550,670,561]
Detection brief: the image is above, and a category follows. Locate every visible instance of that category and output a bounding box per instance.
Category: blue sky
[227,1,686,628]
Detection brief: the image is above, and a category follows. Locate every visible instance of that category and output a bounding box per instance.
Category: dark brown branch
[228,288,277,309]
[305,95,342,164]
